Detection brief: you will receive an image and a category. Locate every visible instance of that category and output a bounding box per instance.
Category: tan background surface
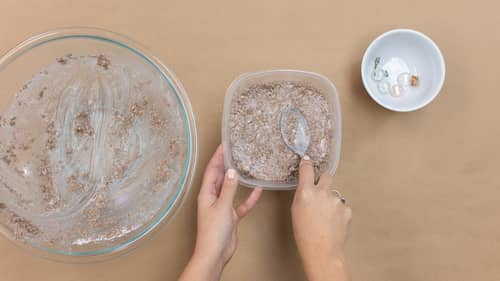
[1,0,499,280]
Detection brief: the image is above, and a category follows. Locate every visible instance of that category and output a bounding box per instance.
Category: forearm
[301,254,351,281]
[178,252,224,281]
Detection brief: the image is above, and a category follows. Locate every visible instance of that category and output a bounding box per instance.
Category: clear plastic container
[222,69,341,190]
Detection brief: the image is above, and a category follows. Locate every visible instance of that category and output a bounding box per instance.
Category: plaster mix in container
[228,81,333,182]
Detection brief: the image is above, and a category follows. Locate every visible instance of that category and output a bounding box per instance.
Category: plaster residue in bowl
[0,54,186,251]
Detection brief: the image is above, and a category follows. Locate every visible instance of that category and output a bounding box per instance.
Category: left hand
[180,145,263,281]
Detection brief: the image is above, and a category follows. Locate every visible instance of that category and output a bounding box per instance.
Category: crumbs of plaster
[228,81,334,182]
[0,54,186,251]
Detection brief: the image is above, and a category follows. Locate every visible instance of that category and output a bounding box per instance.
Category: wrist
[301,253,350,281]
[193,248,225,268]
[180,250,225,281]
[193,249,225,276]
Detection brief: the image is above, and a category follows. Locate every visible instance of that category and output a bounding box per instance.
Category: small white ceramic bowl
[361,29,445,112]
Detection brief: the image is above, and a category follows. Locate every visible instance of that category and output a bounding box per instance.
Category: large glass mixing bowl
[0,27,197,262]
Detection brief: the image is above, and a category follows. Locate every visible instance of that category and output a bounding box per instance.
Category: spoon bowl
[279,107,310,157]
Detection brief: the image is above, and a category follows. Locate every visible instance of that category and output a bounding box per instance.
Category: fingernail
[227,169,236,180]
[300,155,310,167]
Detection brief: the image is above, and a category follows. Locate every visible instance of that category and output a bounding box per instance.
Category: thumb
[219,169,239,205]
[298,155,314,191]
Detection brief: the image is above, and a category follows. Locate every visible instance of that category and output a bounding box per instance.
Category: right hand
[291,156,352,281]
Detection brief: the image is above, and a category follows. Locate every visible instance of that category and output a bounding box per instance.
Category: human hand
[291,156,352,281]
[179,145,263,281]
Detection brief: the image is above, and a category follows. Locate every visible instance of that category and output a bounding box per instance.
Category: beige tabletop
[1,0,499,280]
